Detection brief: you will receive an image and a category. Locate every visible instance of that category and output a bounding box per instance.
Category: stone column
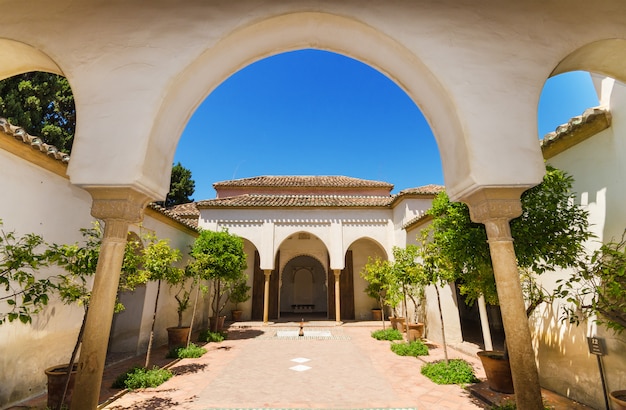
[334,269,341,323]
[70,187,151,410]
[465,187,543,410]
[263,269,272,324]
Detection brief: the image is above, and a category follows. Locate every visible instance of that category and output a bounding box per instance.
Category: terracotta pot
[477,351,514,394]
[610,390,626,410]
[407,323,425,342]
[231,309,243,321]
[45,363,78,409]
[167,326,191,350]
[390,316,406,332]
[209,315,226,332]
[371,309,382,321]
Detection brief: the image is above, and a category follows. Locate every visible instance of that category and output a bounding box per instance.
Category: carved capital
[263,269,272,279]
[333,269,342,279]
[463,187,528,243]
[86,186,153,223]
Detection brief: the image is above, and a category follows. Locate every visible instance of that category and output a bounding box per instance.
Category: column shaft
[71,187,150,410]
[263,270,271,323]
[466,188,543,410]
[334,269,341,323]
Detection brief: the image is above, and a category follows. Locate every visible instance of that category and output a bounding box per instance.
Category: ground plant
[200,329,227,343]
[167,343,207,359]
[371,328,403,341]
[390,340,429,357]
[112,366,173,390]
[420,359,479,385]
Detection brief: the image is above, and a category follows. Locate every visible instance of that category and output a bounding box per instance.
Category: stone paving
[102,322,487,410]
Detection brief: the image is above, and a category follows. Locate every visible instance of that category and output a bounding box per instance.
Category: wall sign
[587,337,607,356]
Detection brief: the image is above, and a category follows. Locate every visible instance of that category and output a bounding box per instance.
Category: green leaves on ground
[167,343,207,359]
[112,366,172,390]
[390,340,429,357]
[371,328,403,341]
[420,359,479,385]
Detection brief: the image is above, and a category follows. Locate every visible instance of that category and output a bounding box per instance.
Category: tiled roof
[397,184,445,196]
[147,203,199,230]
[213,175,394,189]
[196,194,393,208]
[0,117,70,163]
[541,106,611,159]
[167,202,200,218]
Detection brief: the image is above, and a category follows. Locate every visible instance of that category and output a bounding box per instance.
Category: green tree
[188,229,247,331]
[556,232,626,334]
[390,245,426,327]
[427,165,591,307]
[0,220,52,325]
[161,162,195,207]
[0,72,75,153]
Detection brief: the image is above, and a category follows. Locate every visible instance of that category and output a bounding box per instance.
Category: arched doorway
[280,255,328,319]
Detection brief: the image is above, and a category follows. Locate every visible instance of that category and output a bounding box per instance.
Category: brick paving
[102,323,486,410]
[10,321,594,410]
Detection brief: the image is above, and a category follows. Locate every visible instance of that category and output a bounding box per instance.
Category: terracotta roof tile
[0,117,70,163]
[541,107,611,159]
[396,184,445,196]
[147,203,199,229]
[197,194,393,208]
[213,175,393,189]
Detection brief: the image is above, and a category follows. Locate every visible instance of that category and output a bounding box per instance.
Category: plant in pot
[165,264,201,351]
[228,276,250,322]
[390,244,427,339]
[555,231,626,409]
[189,229,247,332]
[426,166,591,399]
[361,256,392,328]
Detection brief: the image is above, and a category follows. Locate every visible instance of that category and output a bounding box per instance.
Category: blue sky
[174,49,600,201]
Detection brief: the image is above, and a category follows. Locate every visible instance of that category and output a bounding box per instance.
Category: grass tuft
[112,366,173,390]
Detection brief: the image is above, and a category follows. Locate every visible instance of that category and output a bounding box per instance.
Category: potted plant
[361,256,391,328]
[426,166,591,396]
[189,229,247,332]
[556,232,626,409]
[166,266,200,351]
[228,276,250,321]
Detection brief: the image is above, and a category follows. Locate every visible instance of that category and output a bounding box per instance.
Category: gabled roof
[196,194,393,208]
[213,175,394,189]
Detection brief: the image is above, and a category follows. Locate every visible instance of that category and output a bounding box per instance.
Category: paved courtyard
[102,322,488,410]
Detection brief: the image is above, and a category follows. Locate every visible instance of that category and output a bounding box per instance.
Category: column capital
[333,269,341,278]
[85,186,153,223]
[263,269,272,278]
[463,186,528,223]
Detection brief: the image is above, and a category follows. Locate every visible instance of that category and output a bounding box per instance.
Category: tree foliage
[188,229,247,327]
[556,232,626,333]
[0,220,51,324]
[0,72,75,153]
[162,162,195,207]
[427,165,591,306]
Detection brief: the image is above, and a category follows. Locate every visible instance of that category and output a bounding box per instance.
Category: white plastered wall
[0,145,199,407]
[533,78,626,408]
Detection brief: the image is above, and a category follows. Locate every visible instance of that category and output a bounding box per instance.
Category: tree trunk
[59,306,88,410]
[145,279,162,368]
[435,285,448,364]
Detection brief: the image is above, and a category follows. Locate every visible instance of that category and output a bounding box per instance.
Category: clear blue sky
[174,49,600,201]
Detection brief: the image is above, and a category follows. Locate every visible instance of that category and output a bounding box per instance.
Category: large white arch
[149,11,470,199]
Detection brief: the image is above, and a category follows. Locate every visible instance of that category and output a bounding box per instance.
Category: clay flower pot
[610,390,626,410]
[167,326,191,350]
[407,323,425,342]
[371,309,383,321]
[477,351,514,394]
[45,363,78,409]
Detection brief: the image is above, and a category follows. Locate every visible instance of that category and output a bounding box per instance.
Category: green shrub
[420,359,479,385]
[200,329,227,343]
[112,366,173,390]
[390,340,429,357]
[371,328,403,341]
[167,342,207,359]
